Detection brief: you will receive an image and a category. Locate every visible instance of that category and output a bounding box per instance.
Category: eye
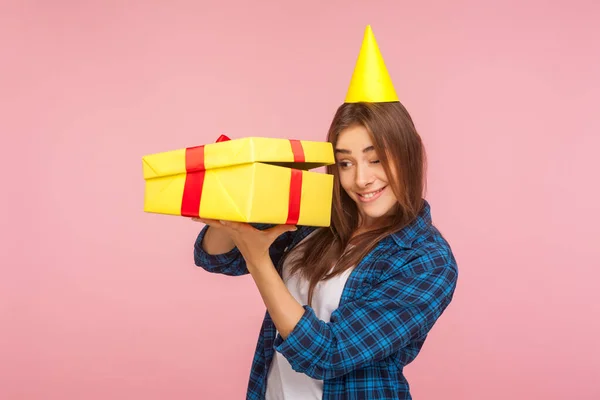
[337,160,352,169]
[370,160,380,164]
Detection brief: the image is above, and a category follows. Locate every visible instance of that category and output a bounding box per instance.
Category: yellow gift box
[142,135,335,227]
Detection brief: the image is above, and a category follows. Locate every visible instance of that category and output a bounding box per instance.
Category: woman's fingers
[266,224,297,241]
[192,218,260,236]
[218,220,252,232]
[191,217,220,226]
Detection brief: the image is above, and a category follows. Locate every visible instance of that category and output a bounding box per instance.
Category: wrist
[247,253,275,273]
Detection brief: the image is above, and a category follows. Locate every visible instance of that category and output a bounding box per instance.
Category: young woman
[192,100,458,400]
[193,25,458,400]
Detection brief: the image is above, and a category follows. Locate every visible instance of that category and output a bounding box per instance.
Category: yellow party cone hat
[345,25,399,103]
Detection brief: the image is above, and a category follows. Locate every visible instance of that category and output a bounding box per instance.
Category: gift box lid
[142,136,335,180]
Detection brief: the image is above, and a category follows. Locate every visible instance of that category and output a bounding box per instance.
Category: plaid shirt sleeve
[193,223,294,276]
[272,247,458,380]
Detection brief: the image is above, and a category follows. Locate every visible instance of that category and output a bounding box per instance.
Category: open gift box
[142,135,335,227]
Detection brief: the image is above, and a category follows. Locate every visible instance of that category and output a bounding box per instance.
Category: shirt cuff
[193,225,240,266]
[273,305,327,373]
[194,223,275,267]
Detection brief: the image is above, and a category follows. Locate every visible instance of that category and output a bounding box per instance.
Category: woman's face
[335,124,398,227]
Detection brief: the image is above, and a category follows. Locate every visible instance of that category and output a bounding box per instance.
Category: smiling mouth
[357,186,386,200]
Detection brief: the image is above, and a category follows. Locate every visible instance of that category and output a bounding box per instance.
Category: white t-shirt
[265,231,355,400]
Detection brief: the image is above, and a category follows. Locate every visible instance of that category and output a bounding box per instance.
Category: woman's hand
[192,218,297,269]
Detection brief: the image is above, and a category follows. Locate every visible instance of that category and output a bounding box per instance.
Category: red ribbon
[180,146,206,218]
[181,135,230,217]
[181,136,305,224]
[286,140,305,225]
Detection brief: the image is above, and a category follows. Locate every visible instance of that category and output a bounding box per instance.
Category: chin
[362,210,391,220]
[357,202,397,223]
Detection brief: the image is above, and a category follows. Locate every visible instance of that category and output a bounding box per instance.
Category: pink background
[2,1,599,399]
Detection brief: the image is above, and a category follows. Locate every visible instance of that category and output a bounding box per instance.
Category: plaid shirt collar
[389,199,433,249]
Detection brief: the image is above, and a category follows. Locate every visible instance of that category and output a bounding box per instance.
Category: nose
[355,163,374,188]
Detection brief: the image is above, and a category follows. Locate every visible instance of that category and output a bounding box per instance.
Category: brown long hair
[287,101,427,306]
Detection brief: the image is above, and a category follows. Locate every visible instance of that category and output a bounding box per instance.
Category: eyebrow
[334,145,375,155]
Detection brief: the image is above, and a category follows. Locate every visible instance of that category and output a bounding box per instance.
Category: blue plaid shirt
[194,200,458,399]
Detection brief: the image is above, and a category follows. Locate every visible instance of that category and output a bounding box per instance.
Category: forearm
[248,258,304,339]
[194,226,248,276]
[202,226,236,255]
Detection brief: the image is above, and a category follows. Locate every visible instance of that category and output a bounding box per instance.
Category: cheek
[375,167,391,183]
[338,171,355,194]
